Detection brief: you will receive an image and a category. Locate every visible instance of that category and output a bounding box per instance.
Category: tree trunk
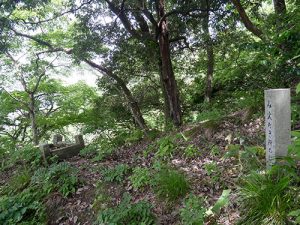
[29,93,39,145]
[157,0,182,127]
[84,59,148,132]
[273,0,286,14]
[204,44,214,103]
[203,2,214,103]
[157,48,171,126]
[110,74,148,131]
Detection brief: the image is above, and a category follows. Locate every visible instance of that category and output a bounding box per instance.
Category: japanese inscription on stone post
[264,89,291,168]
[265,98,275,166]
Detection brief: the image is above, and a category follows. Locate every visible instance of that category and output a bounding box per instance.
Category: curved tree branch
[231,0,264,39]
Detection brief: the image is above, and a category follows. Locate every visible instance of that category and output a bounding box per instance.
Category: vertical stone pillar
[264,89,291,168]
[53,134,63,145]
[40,143,51,165]
[75,135,85,147]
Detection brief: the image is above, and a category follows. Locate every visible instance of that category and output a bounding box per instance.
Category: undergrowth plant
[237,169,299,225]
[0,187,46,225]
[183,144,200,158]
[102,164,129,183]
[4,169,31,194]
[91,139,116,162]
[32,162,78,197]
[180,194,206,225]
[203,162,221,185]
[180,190,231,225]
[155,136,176,159]
[153,167,189,203]
[124,129,144,144]
[224,144,264,173]
[129,167,151,189]
[3,144,43,171]
[0,146,79,224]
[92,181,112,212]
[237,131,300,225]
[80,143,99,157]
[95,193,156,225]
[210,145,220,156]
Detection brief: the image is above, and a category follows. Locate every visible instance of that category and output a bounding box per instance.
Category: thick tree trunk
[203,2,214,103]
[157,49,170,125]
[105,0,181,127]
[157,0,182,127]
[205,45,214,102]
[29,93,39,145]
[273,0,286,14]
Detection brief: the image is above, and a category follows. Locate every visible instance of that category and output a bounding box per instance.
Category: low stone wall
[40,134,85,163]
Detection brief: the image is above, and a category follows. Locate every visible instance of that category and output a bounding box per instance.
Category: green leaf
[206,189,231,216]
[288,209,300,216]
[296,83,300,94]
[291,131,300,138]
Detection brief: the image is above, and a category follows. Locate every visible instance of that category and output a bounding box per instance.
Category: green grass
[153,168,189,203]
[237,171,298,225]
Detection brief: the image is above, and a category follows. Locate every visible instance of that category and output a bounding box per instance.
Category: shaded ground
[45,117,265,225]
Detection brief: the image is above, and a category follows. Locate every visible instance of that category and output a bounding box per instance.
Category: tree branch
[158,7,209,28]
[231,0,264,39]
[1,87,28,108]
[15,0,94,25]
[105,0,140,38]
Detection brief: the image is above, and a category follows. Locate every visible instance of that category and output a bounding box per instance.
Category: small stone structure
[40,134,85,162]
[264,89,291,168]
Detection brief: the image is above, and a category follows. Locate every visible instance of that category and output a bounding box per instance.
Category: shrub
[224,145,264,173]
[183,144,200,158]
[210,145,220,156]
[129,167,151,189]
[203,162,221,185]
[153,168,189,203]
[196,107,224,124]
[237,170,299,225]
[180,190,231,225]
[180,194,206,225]
[80,144,99,157]
[146,129,161,140]
[288,209,300,224]
[125,129,144,144]
[0,137,16,170]
[92,147,115,162]
[101,164,129,183]
[155,136,176,159]
[5,169,31,194]
[289,131,300,162]
[96,193,156,225]
[0,187,46,225]
[32,162,78,197]
[8,144,43,169]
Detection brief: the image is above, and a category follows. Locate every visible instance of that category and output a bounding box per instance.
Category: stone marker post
[75,135,85,147]
[39,143,51,165]
[53,134,63,145]
[265,89,291,168]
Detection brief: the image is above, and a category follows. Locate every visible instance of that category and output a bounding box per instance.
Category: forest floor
[43,116,265,225]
